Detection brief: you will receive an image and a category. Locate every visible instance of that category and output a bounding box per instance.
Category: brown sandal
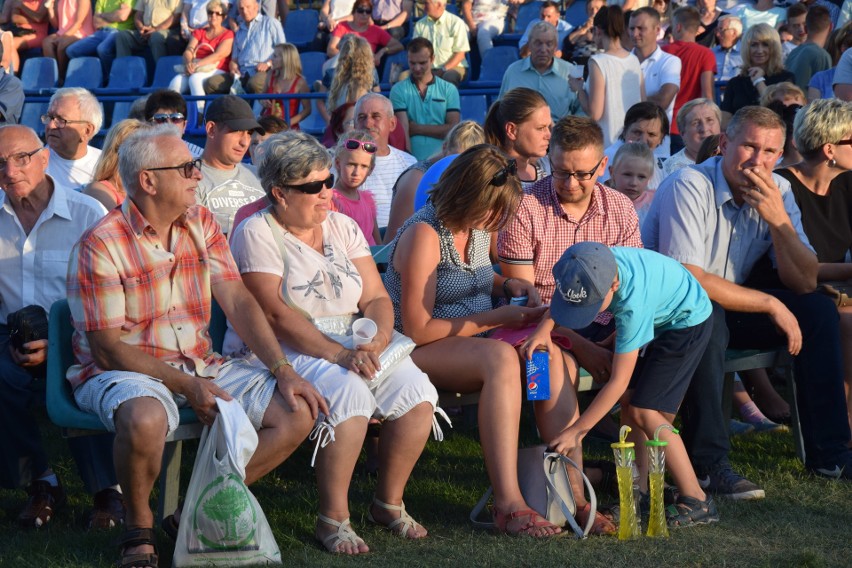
[118,527,159,568]
[575,502,617,536]
[493,507,563,538]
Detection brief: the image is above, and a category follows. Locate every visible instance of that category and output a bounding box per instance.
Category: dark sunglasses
[146,158,202,179]
[287,174,335,194]
[837,139,852,145]
[151,113,186,124]
[207,9,224,15]
[490,159,517,186]
[354,7,372,14]
[344,138,377,154]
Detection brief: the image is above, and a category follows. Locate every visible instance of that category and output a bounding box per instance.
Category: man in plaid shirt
[66,126,328,566]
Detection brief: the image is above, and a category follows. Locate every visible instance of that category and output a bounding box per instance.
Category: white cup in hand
[352,318,378,347]
[570,64,584,80]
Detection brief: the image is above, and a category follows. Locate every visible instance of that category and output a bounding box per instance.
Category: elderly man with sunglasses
[0,125,123,531]
[196,95,266,235]
[43,88,103,193]
[66,125,327,568]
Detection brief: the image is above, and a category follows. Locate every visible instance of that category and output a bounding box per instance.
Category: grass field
[1,406,851,568]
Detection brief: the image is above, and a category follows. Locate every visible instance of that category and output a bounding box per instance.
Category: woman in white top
[569,5,645,147]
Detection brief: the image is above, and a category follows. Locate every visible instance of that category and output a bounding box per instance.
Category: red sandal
[575,502,617,536]
[493,507,563,538]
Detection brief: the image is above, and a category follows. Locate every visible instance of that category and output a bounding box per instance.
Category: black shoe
[88,488,126,530]
[697,465,765,500]
[809,451,852,480]
[666,495,720,528]
[18,479,67,528]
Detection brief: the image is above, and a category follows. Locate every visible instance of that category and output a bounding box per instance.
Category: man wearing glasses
[196,95,266,234]
[712,15,743,83]
[66,126,326,567]
[0,125,121,531]
[43,88,103,192]
[143,89,204,157]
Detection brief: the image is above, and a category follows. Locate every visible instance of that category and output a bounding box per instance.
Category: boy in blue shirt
[523,241,719,527]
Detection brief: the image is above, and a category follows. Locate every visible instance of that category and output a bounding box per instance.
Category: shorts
[628,317,713,415]
[73,359,277,435]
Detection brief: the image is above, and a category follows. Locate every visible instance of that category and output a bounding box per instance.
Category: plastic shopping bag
[173,398,282,567]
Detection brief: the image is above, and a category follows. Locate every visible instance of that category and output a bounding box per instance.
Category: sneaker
[810,452,852,480]
[749,418,789,434]
[697,465,765,500]
[666,495,720,528]
[18,479,67,529]
[729,419,755,436]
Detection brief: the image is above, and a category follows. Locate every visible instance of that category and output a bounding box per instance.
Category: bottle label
[526,350,551,401]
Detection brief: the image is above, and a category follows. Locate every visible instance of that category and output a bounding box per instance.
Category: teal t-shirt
[389,75,460,161]
[610,247,712,354]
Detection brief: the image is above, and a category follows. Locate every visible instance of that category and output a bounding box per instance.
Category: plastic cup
[352,318,377,347]
[570,64,584,80]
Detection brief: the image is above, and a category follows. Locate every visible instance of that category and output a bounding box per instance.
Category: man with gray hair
[355,92,416,227]
[644,106,852,488]
[43,88,103,192]
[67,126,327,567]
[712,15,743,82]
[0,124,121,531]
[498,21,580,122]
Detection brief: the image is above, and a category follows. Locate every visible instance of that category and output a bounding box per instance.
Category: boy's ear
[611,277,620,293]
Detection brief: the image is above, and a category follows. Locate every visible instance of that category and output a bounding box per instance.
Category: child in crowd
[261,43,311,130]
[524,242,719,527]
[331,129,381,245]
[759,81,807,108]
[606,142,656,225]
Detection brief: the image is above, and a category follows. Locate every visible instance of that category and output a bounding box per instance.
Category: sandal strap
[317,514,364,551]
[119,527,157,549]
[119,552,159,568]
[370,498,420,537]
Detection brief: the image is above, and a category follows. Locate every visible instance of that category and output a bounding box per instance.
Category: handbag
[470,445,598,538]
[817,282,852,308]
[173,398,282,566]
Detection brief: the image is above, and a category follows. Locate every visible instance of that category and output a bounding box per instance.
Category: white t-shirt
[46,145,102,192]
[330,0,356,20]
[637,46,680,156]
[361,146,416,228]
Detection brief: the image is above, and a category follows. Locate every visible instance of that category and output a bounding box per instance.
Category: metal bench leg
[783,366,806,464]
[157,440,182,523]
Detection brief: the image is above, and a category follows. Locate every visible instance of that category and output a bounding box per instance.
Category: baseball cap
[550,242,617,330]
[204,95,264,133]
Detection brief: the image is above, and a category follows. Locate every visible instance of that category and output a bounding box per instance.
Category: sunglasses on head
[287,174,335,194]
[490,159,517,186]
[151,113,186,124]
[344,139,377,154]
[355,7,371,14]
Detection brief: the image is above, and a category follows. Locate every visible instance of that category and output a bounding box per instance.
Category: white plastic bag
[173,398,282,567]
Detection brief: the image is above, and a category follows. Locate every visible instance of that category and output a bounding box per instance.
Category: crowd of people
[3,0,852,566]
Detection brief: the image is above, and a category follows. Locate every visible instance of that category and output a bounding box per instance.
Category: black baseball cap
[204,95,264,133]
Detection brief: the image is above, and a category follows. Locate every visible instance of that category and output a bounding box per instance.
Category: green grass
[2,407,851,568]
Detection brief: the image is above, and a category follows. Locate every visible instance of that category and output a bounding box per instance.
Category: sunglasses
[151,113,186,124]
[344,138,377,154]
[146,158,202,179]
[207,10,224,15]
[287,174,335,194]
[837,139,852,145]
[355,7,372,14]
[490,159,517,186]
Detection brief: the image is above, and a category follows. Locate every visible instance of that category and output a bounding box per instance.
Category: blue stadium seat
[20,102,48,135]
[285,9,319,49]
[300,51,327,88]
[564,0,589,27]
[380,50,409,89]
[142,55,184,93]
[469,45,518,87]
[20,57,58,95]
[459,94,488,123]
[64,57,103,90]
[299,99,327,137]
[516,1,543,32]
[94,56,148,95]
[110,101,134,127]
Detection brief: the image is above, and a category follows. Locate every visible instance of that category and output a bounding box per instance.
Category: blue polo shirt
[390,75,460,161]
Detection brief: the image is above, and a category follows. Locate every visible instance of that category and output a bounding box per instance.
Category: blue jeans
[64,27,119,75]
[0,324,117,493]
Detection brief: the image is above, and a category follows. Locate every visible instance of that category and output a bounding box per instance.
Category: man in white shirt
[0,124,122,530]
[355,93,416,228]
[629,7,681,156]
[43,88,103,192]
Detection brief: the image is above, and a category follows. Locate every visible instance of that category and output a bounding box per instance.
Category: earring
[829,158,837,168]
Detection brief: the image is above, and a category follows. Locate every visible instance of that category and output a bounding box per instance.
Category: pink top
[632,189,655,225]
[332,188,377,246]
[56,0,94,37]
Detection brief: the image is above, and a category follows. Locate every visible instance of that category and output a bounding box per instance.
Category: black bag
[7,305,49,352]
[0,23,36,37]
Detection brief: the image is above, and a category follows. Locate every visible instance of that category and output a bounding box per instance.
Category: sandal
[160,514,179,541]
[492,507,563,538]
[367,498,427,539]
[118,527,159,568]
[88,488,126,530]
[575,502,617,536]
[316,514,368,554]
[666,495,720,528]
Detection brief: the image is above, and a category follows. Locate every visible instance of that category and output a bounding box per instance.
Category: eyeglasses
[286,174,335,194]
[0,147,44,170]
[344,138,377,153]
[151,113,186,124]
[41,113,90,128]
[354,7,372,14]
[207,10,224,15]
[550,156,604,182]
[146,158,202,179]
[490,159,517,186]
[836,139,852,145]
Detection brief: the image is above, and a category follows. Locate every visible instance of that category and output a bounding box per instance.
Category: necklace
[272,208,322,251]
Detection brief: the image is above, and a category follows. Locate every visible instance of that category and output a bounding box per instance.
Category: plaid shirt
[498,177,643,319]
[66,200,241,388]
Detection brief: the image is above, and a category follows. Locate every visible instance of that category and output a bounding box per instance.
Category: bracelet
[502,278,515,299]
[268,356,292,375]
[752,76,765,86]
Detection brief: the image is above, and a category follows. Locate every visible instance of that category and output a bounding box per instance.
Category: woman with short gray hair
[776,98,852,434]
[224,130,442,555]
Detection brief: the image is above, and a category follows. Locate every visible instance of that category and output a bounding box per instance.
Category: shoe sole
[668,515,720,529]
